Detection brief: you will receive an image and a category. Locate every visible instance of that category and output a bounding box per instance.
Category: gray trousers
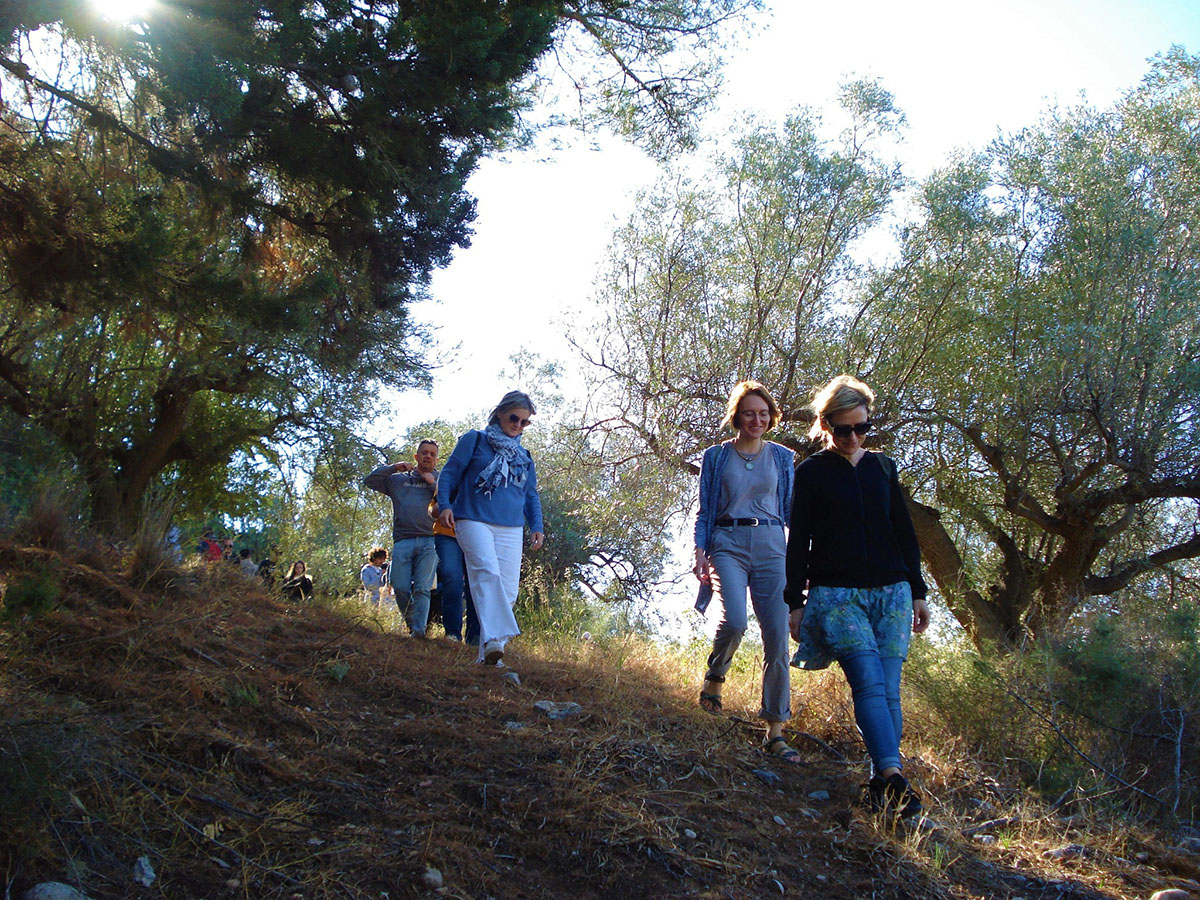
[704,523,791,722]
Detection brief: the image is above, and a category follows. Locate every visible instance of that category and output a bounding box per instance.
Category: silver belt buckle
[747,517,759,527]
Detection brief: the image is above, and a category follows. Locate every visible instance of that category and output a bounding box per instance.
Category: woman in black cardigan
[786,375,930,819]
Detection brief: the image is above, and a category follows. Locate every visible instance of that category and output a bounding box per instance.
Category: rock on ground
[23,885,95,900]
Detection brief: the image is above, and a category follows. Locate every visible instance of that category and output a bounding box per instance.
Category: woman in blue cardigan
[437,391,545,666]
[693,380,798,761]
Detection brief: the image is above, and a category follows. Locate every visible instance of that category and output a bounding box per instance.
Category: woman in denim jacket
[437,391,544,666]
[786,374,930,818]
[693,381,799,762]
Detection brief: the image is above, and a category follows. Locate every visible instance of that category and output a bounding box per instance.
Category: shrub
[904,612,1200,819]
[16,485,78,552]
[2,567,62,621]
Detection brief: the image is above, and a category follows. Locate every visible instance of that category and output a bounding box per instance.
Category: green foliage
[0,0,757,536]
[906,590,1200,815]
[2,566,62,621]
[581,56,1200,649]
[323,658,351,683]
[223,679,260,708]
[579,79,904,469]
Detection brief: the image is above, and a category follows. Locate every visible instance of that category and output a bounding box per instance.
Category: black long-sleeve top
[784,450,927,610]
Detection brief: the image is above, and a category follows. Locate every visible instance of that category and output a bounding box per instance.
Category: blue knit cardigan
[693,440,795,612]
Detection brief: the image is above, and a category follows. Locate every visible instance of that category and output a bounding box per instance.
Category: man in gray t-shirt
[363,439,439,636]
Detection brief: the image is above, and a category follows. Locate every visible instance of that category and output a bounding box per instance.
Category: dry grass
[1,538,1198,900]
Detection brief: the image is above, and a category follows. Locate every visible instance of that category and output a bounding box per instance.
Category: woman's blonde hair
[808,375,875,446]
[720,380,782,433]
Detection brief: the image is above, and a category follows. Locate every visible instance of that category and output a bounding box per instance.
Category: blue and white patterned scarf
[474,423,531,497]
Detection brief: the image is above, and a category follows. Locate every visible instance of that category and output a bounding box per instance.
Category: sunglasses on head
[828,419,873,438]
[507,413,531,428]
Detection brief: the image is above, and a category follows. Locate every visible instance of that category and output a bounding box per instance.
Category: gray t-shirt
[718,446,778,522]
[364,465,437,540]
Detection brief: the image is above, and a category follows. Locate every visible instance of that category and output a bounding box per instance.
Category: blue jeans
[839,651,904,773]
[391,536,437,635]
[436,534,479,644]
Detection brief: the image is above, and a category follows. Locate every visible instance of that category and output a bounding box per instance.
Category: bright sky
[387,0,1200,435]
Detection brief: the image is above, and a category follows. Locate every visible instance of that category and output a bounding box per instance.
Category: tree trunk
[906,497,1027,651]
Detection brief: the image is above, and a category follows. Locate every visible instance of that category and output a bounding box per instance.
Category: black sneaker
[868,772,923,820]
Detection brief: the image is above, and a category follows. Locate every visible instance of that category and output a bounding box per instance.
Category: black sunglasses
[507,413,532,428]
[829,419,873,438]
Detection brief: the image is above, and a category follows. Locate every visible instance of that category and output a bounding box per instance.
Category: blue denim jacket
[437,430,544,533]
[693,440,795,612]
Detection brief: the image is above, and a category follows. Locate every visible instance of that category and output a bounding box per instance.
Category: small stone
[307,837,325,846]
[421,867,443,889]
[772,815,786,826]
[1177,837,1200,854]
[655,777,669,790]
[1150,891,1193,900]
[503,720,525,731]
[533,700,582,719]
[132,856,155,887]
[800,807,820,818]
[974,834,997,844]
[1043,844,1089,860]
[1135,852,1150,863]
[500,671,521,686]
[22,885,95,900]
[752,769,783,787]
[807,790,830,802]
[683,829,697,840]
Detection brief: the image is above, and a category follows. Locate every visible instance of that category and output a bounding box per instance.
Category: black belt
[715,517,781,527]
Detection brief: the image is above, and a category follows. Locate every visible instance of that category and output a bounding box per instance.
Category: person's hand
[419,470,436,485]
[789,607,805,641]
[393,461,413,473]
[912,597,931,634]
[530,532,544,551]
[438,508,455,529]
[692,548,712,583]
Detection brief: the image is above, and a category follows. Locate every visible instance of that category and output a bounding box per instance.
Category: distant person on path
[437,391,544,665]
[693,381,799,762]
[786,375,930,819]
[200,530,224,562]
[257,549,278,588]
[281,560,314,602]
[164,525,183,564]
[238,547,258,578]
[363,440,440,637]
[360,546,389,608]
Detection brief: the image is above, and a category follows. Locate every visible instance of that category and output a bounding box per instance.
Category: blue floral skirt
[790,581,913,671]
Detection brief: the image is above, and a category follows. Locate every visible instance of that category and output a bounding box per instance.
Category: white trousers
[454,519,523,661]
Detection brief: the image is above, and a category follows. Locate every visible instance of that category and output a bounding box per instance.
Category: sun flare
[94,0,156,22]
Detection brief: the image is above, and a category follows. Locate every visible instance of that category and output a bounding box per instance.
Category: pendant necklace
[734,443,764,470]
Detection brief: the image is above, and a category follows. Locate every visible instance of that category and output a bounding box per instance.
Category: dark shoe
[868,772,923,819]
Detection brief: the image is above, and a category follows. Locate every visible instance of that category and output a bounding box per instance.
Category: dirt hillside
[2,542,1198,900]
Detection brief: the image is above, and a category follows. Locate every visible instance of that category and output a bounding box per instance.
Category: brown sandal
[699,692,723,714]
